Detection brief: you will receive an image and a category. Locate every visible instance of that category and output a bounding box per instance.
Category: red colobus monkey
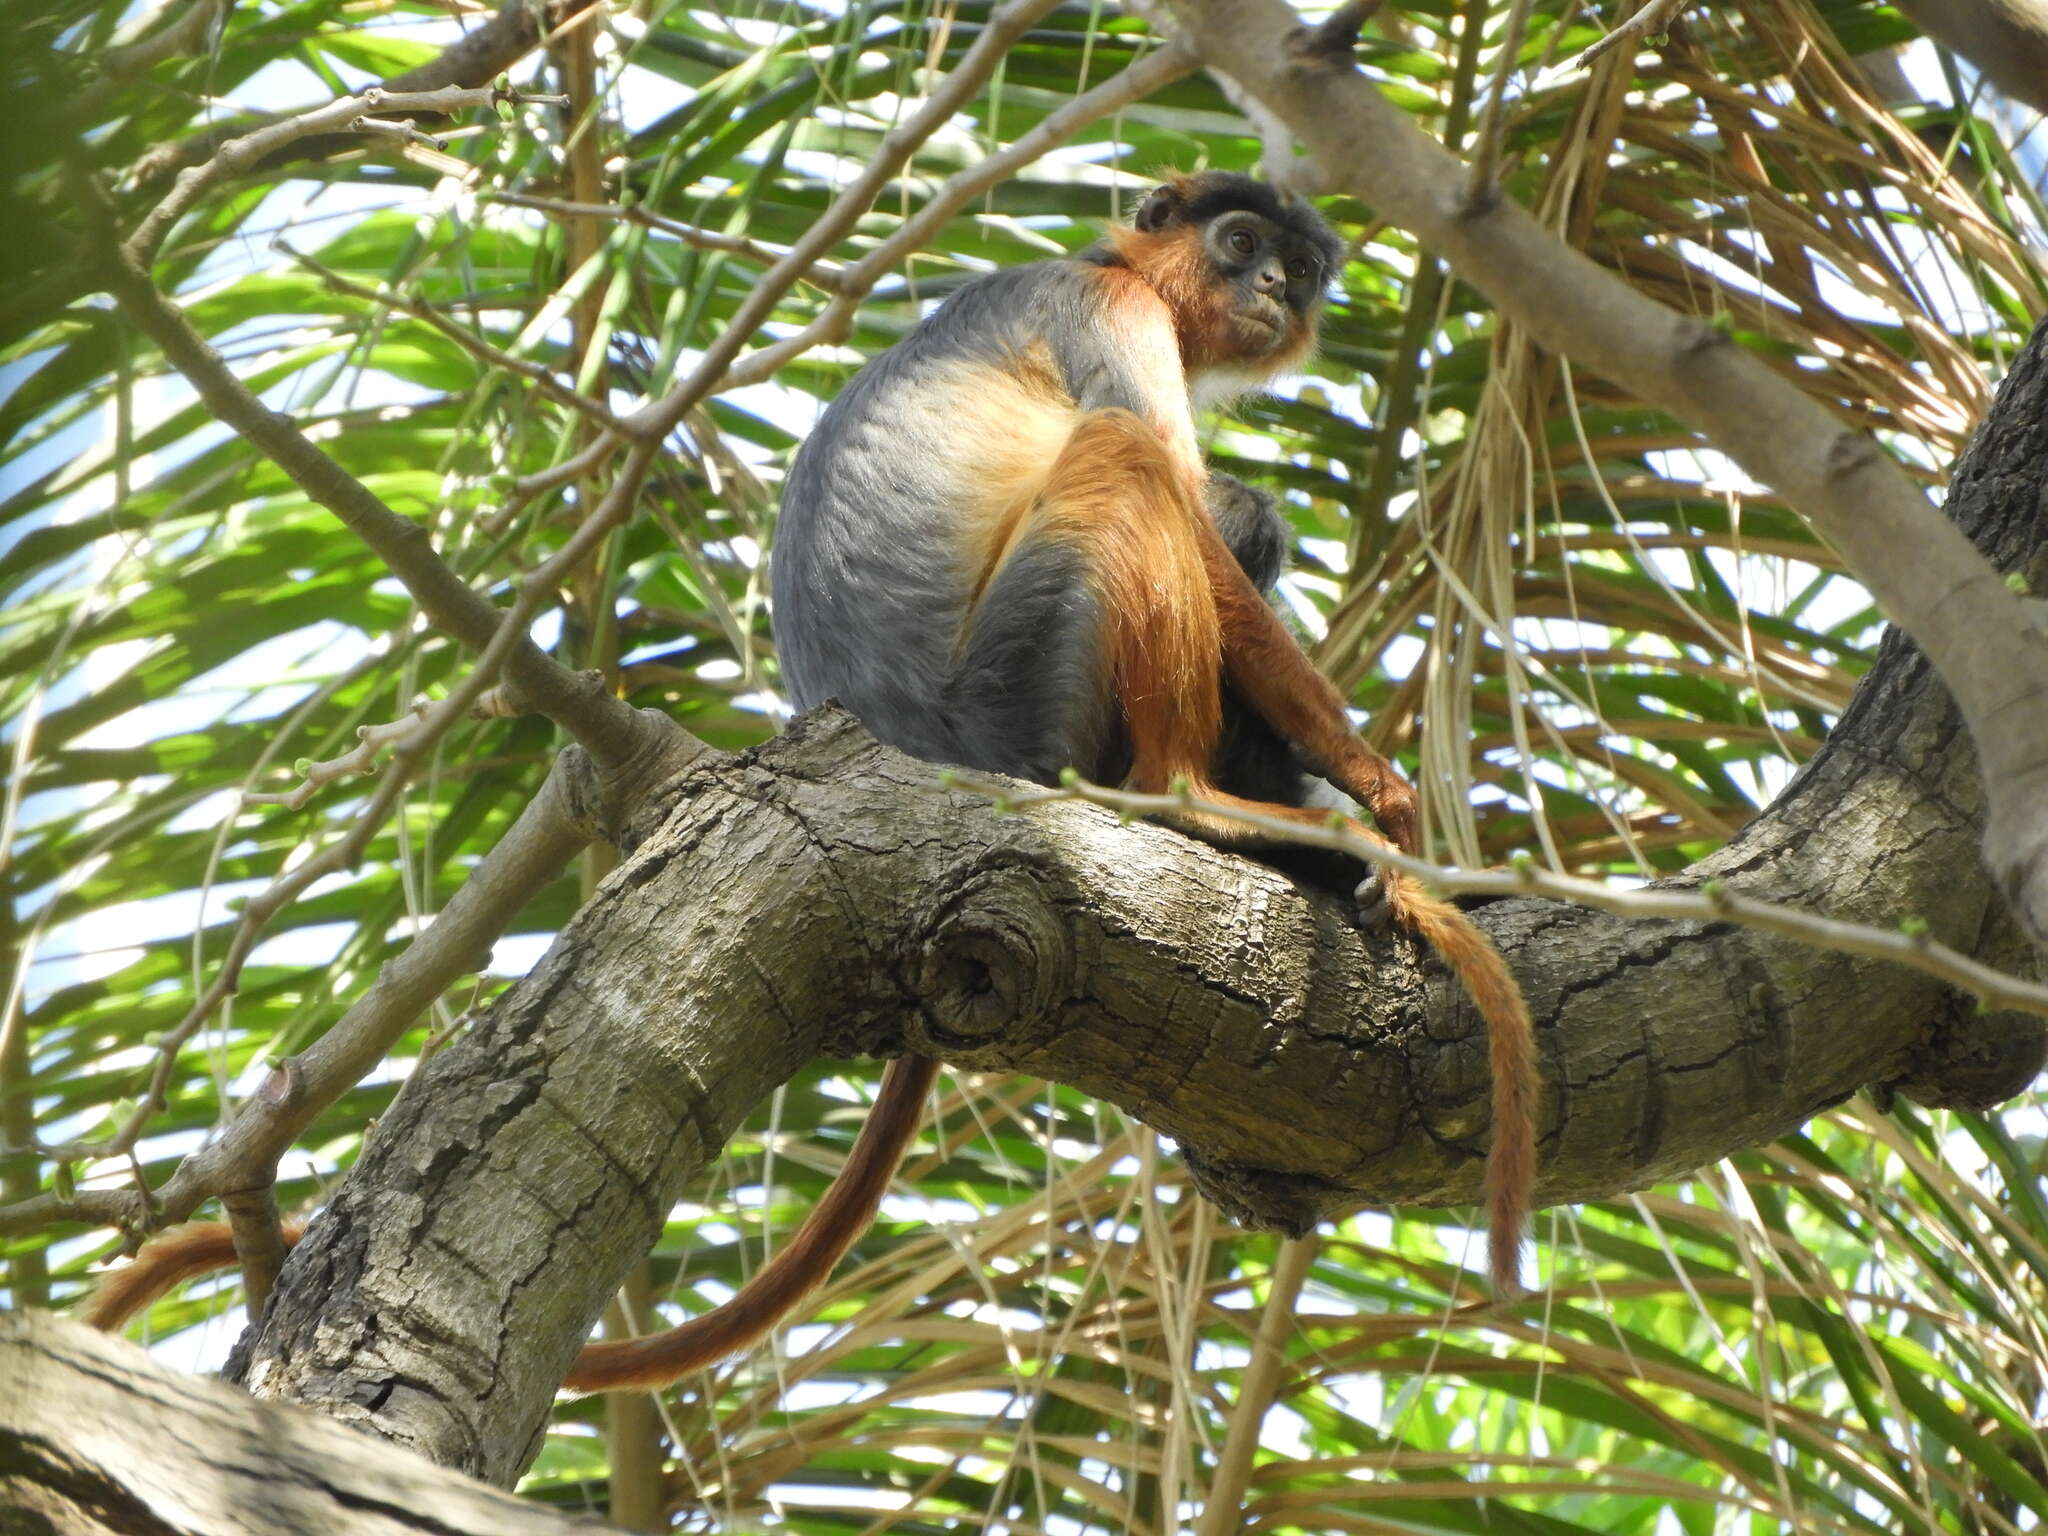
[88,173,1538,1386]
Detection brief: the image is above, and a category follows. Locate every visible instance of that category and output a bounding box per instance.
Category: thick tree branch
[223,322,2048,1484]
[0,1312,623,1536]
[1163,0,2048,944]
[950,773,2048,1018]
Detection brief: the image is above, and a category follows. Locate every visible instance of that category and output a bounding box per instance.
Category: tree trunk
[223,325,2048,1487]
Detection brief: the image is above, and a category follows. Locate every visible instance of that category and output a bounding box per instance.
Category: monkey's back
[773,258,1131,774]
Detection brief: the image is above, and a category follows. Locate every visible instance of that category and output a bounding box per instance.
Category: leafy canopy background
[3,0,2047,1530]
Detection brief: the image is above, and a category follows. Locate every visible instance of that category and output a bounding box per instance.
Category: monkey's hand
[1337,753,1417,930]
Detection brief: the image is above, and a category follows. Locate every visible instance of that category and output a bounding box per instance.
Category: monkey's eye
[1227,227,1257,257]
[1286,257,1311,281]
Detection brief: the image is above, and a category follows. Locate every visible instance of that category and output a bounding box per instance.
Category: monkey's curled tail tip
[1484,992,1540,1300]
[1383,874,1540,1302]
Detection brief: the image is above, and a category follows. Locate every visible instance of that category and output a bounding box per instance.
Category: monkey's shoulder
[844,254,1154,417]
[910,256,1127,353]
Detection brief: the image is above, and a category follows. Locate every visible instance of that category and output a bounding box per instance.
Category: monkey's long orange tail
[566,1053,937,1391]
[1386,874,1538,1295]
[82,1218,308,1331]
[84,1055,941,1391]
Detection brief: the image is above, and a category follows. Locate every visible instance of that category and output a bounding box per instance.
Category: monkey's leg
[1036,429,1536,1291]
[1201,474,1345,814]
[952,409,1224,791]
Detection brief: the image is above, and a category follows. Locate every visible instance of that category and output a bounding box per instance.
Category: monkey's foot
[1352,870,1393,933]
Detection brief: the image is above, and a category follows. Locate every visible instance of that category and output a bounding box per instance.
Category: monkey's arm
[1195,513,1420,854]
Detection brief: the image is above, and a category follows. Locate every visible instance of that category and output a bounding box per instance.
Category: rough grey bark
[223,328,2048,1486]
[0,1311,621,1535]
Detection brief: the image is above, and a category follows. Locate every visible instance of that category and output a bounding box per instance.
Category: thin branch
[1195,1236,1317,1536]
[698,35,1202,398]
[1467,0,1534,204]
[220,1185,288,1318]
[31,588,561,1167]
[241,704,436,811]
[1577,0,1691,67]
[96,0,227,79]
[942,771,2048,1021]
[116,0,603,192]
[125,84,566,268]
[0,742,604,1241]
[32,420,677,1174]
[484,191,849,292]
[348,115,453,152]
[95,213,641,761]
[1298,0,1381,59]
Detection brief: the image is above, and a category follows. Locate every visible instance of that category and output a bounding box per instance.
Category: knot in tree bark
[1886,1002,2047,1112]
[912,863,1074,1050]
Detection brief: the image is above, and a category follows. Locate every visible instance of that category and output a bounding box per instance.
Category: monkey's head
[1109,172,1344,380]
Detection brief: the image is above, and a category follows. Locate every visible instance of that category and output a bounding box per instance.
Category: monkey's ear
[1134,183,1184,233]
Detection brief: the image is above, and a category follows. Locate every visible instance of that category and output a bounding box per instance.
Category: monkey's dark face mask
[1202,212,1330,356]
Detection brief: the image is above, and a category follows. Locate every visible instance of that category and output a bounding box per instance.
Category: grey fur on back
[772,258,1157,781]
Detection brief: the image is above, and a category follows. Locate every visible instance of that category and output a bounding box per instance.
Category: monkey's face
[1201,210,1329,359]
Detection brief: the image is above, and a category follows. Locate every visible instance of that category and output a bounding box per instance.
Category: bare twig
[348,114,452,152]
[279,242,639,437]
[1467,0,1535,204]
[125,84,566,268]
[241,705,435,811]
[942,770,2048,1021]
[1577,0,1691,67]
[484,191,849,292]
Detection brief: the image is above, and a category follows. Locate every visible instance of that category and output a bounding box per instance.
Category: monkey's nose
[1254,262,1286,295]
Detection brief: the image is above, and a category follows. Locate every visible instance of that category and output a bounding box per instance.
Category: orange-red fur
[86,1056,940,1388]
[1025,223,1539,1291]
